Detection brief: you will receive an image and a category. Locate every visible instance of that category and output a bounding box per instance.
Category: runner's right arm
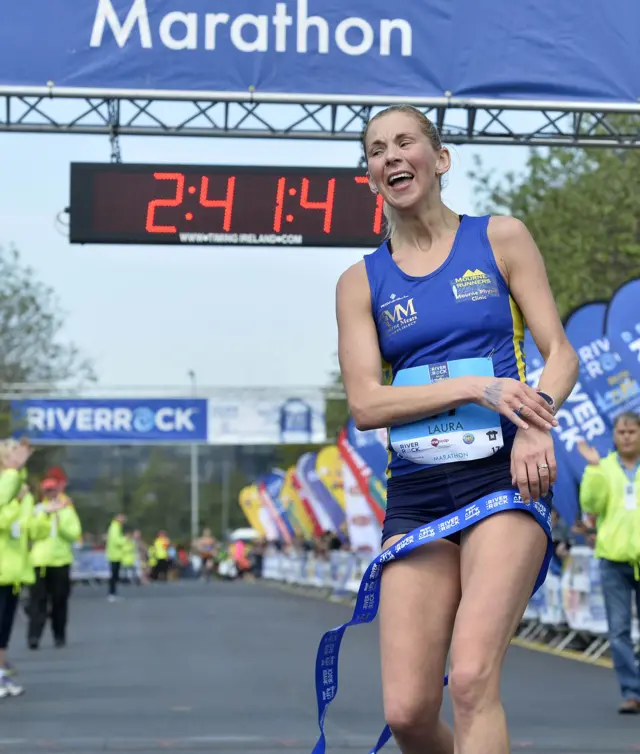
[336,262,556,432]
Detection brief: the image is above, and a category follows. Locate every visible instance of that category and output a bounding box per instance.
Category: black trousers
[0,585,19,650]
[109,561,121,596]
[28,565,71,645]
[152,559,169,581]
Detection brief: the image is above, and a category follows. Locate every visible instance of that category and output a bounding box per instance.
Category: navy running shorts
[382,451,553,547]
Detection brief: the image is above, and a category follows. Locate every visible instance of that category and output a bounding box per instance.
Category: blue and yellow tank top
[364,214,526,479]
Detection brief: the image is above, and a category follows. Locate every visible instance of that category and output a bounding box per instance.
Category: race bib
[624,483,637,511]
[390,357,504,466]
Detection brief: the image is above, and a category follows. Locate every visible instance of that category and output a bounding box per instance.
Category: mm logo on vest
[378,297,418,337]
[15,400,207,443]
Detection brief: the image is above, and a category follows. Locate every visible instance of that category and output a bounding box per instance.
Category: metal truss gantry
[0,382,347,401]
[2,89,640,149]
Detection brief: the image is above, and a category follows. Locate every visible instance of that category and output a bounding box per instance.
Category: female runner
[336,105,579,754]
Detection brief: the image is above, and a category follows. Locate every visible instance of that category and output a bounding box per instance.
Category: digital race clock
[69,163,385,248]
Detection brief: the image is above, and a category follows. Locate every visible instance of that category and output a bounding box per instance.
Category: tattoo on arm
[484,380,503,410]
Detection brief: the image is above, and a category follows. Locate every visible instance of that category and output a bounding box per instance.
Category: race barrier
[70,549,147,583]
[262,548,369,600]
[70,540,640,661]
[70,549,111,582]
[262,545,640,663]
[520,546,639,660]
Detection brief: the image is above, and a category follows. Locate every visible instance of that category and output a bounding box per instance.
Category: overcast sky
[1,118,528,395]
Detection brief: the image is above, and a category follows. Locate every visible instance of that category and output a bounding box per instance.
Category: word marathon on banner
[3,2,638,105]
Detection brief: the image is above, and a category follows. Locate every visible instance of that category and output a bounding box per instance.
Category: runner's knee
[448,656,500,716]
[384,687,443,739]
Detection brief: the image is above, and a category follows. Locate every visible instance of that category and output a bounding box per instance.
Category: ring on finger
[538,463,549,472]
[516,402,525,416]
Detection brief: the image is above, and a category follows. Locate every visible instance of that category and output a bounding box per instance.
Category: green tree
[469,145,640,317]
[273,443,317,470]
[105,449,254,542]
[69,488,112,540]
[199,464,251,536]
[0,245,94,389]
[324,352,349,441]
[0,244,95,483]
[126,448,190,541]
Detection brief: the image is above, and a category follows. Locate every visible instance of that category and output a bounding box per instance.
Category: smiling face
[364,109,450,214]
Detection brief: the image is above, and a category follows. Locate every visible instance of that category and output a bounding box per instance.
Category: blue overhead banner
[2,1,640,103]
[11,399,208,444]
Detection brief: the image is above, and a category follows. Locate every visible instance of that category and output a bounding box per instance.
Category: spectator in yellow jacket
[579,411,640,714]
[106,514,127,602]
[27,478,82,650]
[152,531,170,582]
[121,532,140,585]
[0,439,39,698]
[0,481,50,697]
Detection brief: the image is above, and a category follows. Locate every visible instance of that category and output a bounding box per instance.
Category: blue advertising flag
[259,469,297,539]
[522,336,580,523]
[2,1,640,103]
[605,278,640,385]
[345,418,388,482]
[565,302,640,425]
[550,452,580,526]
[11,398,208,444]
[524,331,613,484]
[297,452,346,536]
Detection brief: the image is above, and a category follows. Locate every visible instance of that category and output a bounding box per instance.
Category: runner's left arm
[488,216,579,501]
[488,216,579,411]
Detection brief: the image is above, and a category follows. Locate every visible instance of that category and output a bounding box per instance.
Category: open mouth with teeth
[387,171,414,189]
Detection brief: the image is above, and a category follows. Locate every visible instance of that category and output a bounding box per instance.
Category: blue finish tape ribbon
[311,489,553,754]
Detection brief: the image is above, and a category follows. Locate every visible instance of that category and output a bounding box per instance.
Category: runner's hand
[475,377,558,431]
[577,441,600,466]
[510,426,556,502]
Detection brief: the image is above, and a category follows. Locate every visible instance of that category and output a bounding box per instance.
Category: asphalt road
[0,579,638,754]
